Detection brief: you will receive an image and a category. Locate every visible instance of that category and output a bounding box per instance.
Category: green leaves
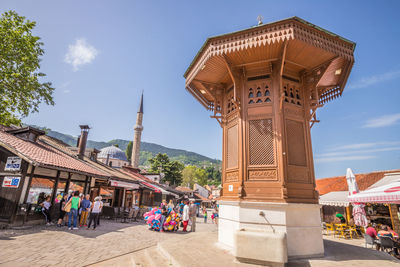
[182,165,208,188]
[148,153,184,186]
[0,10,54,126]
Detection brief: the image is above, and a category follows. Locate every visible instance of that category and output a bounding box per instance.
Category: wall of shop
[390,204,400,233]
[0,147,29,223]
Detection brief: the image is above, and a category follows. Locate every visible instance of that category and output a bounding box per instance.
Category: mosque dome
[98,145,128,161]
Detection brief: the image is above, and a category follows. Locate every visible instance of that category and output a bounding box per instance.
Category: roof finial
[138,91,143,113]
[257,15,263,26]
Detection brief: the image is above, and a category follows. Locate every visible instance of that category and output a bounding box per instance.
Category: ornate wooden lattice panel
[249,119,275,166]
[247,80,272,105]
[283,82,302,106]
[226,124,238,169]
[248,169,277,181]
[226,88,237,115]
[286,120,307,167]
[225,171,239,182]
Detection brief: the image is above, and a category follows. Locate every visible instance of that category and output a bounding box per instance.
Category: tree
[0,11,54,126]
[148,153,184,185]
[125,141,133,161]
[181,165,208,188]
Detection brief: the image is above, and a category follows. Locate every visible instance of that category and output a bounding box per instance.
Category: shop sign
[2,176,21,188]
[110,180,139,189]
[5,157,21,171]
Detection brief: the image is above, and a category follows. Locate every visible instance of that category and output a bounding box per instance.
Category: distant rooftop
[98,145,128,161]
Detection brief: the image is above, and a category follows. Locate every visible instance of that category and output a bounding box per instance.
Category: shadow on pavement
[0,220,148,239]
[288,239,399,266]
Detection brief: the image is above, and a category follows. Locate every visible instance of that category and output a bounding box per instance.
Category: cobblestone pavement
[0,218,215,267]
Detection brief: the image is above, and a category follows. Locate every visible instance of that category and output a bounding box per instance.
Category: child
[204,209,207,223]
[41,196,52,225]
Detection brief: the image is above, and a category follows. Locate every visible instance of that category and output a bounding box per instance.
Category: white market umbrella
[346,168,368,227]
[348,180,400,204]
[346,168,359,195]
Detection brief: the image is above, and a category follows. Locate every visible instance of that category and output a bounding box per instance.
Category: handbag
[64,202,71,212]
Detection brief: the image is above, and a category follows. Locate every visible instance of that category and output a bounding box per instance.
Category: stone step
[132,249,152,267]
[90,252,136,267]
[145,246,173,266]
[158,232,259,267]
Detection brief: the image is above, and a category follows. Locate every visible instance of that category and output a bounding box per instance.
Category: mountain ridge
[28,125,221,167]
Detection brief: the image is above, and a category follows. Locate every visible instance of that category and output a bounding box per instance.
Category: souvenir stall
[348,179,400,233]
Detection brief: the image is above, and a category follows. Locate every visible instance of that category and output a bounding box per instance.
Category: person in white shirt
[40,196,52,225]
[87,196,103,230]
[182,199,190,232]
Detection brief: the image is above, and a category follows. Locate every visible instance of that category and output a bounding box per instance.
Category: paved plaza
[0,219,181,266]
[0,218,399,267]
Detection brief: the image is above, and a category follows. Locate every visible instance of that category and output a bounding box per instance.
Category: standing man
[182,199,190,232]
[80,194,91,227]
[189,199,197,232]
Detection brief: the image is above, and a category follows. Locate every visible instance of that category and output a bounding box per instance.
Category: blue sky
[1,1,399,178]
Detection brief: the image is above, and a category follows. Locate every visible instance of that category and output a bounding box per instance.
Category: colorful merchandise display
[143,207,180,232]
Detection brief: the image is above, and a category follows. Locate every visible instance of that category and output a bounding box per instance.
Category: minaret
[131,93,143,168]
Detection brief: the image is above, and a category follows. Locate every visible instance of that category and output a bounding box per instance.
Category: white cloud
[315,155,376,163]
[316,146,400,158]
[348,69,400,90]
[328,141,400,151]
[317,141,400,163]
[364,113,400,128]
[64,39,98,71]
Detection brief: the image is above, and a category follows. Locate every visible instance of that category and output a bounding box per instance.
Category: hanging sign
[2,176,21,188]
[5,157,22,171]
[228,185,233,192]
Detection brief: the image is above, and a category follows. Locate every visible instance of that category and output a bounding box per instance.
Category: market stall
[348,177,400,232]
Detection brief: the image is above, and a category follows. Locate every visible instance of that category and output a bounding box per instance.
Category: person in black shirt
[57,194,68,227]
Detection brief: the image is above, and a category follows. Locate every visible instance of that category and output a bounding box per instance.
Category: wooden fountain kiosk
[184,17,355,260]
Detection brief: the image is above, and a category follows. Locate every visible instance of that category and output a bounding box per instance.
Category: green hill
[29,125,221,168]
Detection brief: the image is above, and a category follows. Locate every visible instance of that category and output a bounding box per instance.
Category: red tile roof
[39,135,136,182]
[316,169,400,195]
[0,131,107,177]
[175,186,193,192]
[194,193,210,202]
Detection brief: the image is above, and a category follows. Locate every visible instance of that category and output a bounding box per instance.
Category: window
[69,181,85,194]
[55,180,67,203]
[26,178,55,204]
[248,81,272,105]
[283,82,302,106]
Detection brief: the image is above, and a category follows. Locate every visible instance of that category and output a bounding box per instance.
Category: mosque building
[97,145,129,168]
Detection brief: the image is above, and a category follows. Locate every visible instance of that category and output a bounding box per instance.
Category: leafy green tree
[149,153,184,185]
[0,11,54,126]
[126,141,133,161]
[139,151,153,166]
[182,165,208,188]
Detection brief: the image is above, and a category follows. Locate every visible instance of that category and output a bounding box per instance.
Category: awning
[110,180,139,189]
[140,181,161,193]
[319,191,349,207]
[348,180,400,204]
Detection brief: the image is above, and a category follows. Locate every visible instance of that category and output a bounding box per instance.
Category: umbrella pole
[346,206,351,224]
[389,204,394,229]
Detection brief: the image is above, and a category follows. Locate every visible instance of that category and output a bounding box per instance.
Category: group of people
[157,199,219,232]
[366,223,400,256]
[40,191,104,230]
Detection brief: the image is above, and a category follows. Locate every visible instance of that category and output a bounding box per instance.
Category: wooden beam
[222,54,240,110]
[285,60,308,70]
[280,41,288,76]
[279,41,288,110]
[193,79,224,88]
[234,58,278,67]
